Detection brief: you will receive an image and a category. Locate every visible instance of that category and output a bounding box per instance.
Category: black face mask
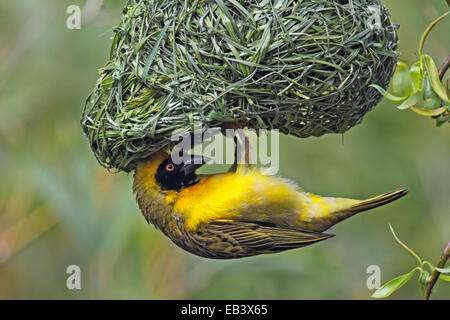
[155,155,210,191]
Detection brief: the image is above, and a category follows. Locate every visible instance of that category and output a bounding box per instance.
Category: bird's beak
[181,155,211,176]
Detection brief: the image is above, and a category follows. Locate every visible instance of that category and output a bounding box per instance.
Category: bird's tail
[297,189,408,232]
[346,189,408,215]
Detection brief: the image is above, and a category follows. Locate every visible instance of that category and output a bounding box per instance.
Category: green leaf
[215,0,246,44]
[397,92,421,110]
[207,110,238,122]
[392,62,413,96]
[101,77,113,90]
[418,270,430,287]
[411,106,447,116]
[439,274,450,282]
[436,114,450,127]
[369,84,408,103]
[142,22,171,84]
[109,32,119,59]
[422,75,442,109]
[422,55,449,103]
[409,62,423,93]
[371,268,419,299]
[133,35,151,55]
[435,267,450,274]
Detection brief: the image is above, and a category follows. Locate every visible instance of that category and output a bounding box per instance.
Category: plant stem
[423,242,450,300]
[438,55,450,115]
[418,11,450,57]
[389,224,422,265]
[438,55,450,81]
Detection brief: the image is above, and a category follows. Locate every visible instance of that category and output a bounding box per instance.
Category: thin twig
[423,242,450,300]
[438,55,450,81]
[438,55,450,115]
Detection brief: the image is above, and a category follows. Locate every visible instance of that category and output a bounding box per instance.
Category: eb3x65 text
[225,304,268,315]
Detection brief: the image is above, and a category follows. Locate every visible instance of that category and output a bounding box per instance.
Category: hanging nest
[81,0,398,172]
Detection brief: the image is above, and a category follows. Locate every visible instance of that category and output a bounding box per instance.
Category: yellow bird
[133,150,407,259]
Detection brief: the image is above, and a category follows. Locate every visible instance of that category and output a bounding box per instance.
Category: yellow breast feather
[174,170,303,230]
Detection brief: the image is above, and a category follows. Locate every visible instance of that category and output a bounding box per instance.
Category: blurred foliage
[0,0,449,299]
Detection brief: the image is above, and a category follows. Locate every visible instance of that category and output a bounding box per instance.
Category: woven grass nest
[82,0,398,172]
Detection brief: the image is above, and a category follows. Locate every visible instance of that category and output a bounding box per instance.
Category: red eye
[165,163,175,172]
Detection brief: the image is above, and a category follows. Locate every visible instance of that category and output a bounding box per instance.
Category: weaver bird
[133,150,407,259]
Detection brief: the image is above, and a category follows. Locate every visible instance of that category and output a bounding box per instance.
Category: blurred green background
[0,0,449,299]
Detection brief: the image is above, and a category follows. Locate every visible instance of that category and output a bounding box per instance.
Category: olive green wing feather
[190,220,333,259]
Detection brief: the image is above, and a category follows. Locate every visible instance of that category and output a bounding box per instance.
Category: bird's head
[133,149,210,194]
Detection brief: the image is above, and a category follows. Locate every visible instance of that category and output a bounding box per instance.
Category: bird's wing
[191,220,333,259]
